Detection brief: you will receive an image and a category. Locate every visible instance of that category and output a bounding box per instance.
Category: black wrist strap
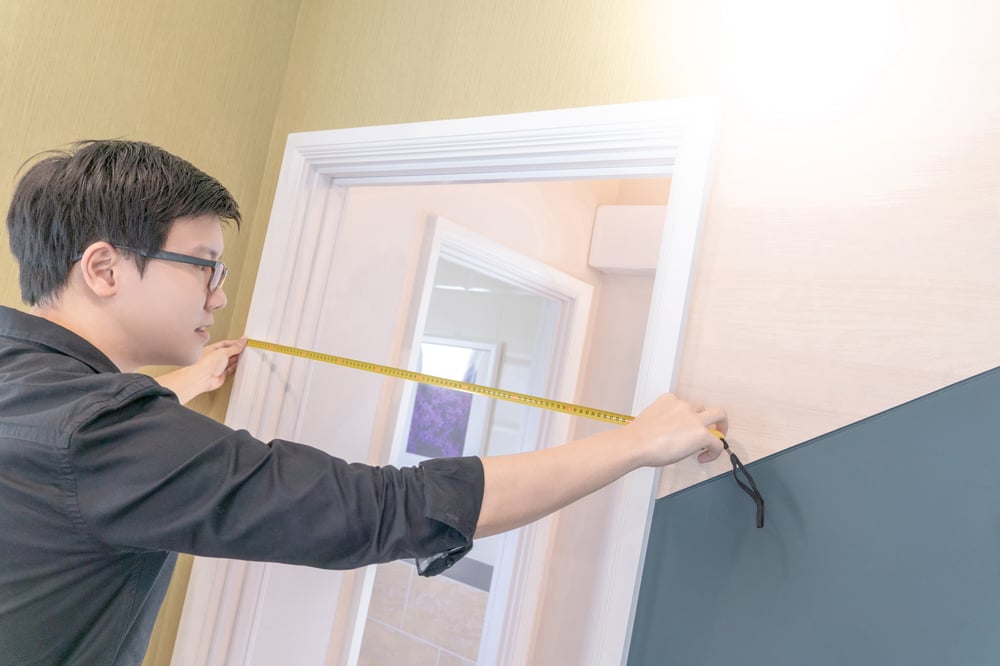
[721,437,765,528]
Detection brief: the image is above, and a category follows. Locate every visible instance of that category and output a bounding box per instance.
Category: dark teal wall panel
[628,366,1000,666]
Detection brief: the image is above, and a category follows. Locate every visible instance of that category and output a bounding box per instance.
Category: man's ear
[78,242,124,297]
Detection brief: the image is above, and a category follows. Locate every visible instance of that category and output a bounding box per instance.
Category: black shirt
[0,306,484,665]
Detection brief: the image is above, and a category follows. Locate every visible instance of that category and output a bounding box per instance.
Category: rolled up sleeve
[67,384,485,570]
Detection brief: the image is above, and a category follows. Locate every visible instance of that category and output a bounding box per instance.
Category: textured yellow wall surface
[0,2,302,663]
[232,0,728,334]
[0,0,302,419]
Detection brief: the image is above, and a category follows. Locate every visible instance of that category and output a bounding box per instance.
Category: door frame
[173,97,720,666]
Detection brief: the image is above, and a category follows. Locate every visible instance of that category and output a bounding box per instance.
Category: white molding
[589,100,721,666]
[172,97,720,666]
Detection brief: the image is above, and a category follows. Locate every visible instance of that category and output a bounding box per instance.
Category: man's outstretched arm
[475,393,726,537]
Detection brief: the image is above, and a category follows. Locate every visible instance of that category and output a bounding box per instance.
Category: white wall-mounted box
[589,205,668,275]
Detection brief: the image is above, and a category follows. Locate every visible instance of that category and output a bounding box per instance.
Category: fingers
[697,447,723,463]
[214,337,248,352]
[204,337,247,360]
[632,393,731,468]
[193,336,247,384]
[698,406,728,433]
[681,399,727,437]
[220,338,247,375]
[206,336,240,349]
[686,399,727,463]
[649,395,728,436]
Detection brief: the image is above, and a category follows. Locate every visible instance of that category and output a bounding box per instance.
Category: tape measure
[246,338,636,426]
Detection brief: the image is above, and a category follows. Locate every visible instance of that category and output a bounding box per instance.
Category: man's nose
[206,286,227,311]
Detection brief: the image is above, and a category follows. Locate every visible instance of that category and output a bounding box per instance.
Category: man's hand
[476,393,727,537]
[157,337,248,405]
[624,393,726,467]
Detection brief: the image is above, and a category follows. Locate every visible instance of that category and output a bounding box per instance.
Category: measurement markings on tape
[246,339,635,426]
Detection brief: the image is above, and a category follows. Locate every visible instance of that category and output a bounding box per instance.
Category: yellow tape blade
[246,339,635,426]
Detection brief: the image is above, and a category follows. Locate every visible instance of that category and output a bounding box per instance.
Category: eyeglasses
[721,436,765,528]
[116,246,228,292]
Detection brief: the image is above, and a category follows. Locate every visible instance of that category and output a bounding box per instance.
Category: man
[0,140,726,664]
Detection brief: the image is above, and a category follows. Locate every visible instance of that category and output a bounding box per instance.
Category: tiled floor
[358,561,486,666]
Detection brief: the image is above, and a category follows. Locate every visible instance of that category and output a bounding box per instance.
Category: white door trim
[173,97,720,666]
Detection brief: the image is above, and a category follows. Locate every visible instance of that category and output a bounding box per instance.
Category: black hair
[6,139,241,306]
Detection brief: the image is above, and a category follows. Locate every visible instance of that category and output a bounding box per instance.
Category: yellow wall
[232,0,728,335]
[0,0,302,418]
[0,2,302,663]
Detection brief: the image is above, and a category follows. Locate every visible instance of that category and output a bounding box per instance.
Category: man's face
[114,214,228,370]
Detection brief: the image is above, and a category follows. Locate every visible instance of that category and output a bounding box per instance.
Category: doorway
[356,217,592,665]
[172,98,720,666]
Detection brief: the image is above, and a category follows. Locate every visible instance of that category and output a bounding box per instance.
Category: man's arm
[475,393,725,537]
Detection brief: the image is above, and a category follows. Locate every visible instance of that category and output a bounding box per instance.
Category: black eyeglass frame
[114,246,228,292]
[71,246,229,292]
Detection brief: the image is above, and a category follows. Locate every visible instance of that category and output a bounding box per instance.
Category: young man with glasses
[0,140,727,664]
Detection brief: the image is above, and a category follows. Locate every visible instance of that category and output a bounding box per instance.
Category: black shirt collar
[0,305,120,374]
